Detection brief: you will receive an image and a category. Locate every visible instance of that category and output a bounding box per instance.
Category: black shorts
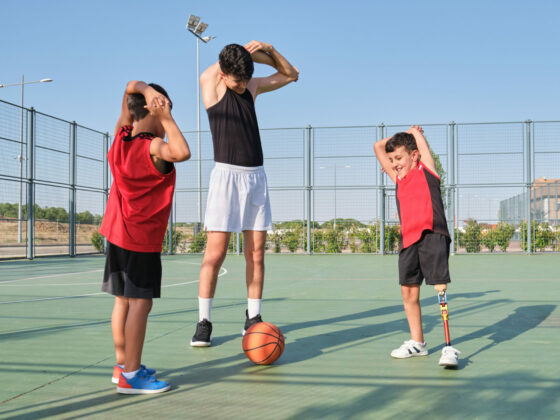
[102,242,162,298]
[399,231,451,286]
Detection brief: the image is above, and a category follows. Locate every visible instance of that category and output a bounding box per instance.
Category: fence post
[103,132,109,253]
[167,202,173,255]
[306,125,312,255]
[236,232,241,255]
[26,108,35,260]
[525,119,532,254]
[69,121,77,257]
[449,121,456,255]
[378,123,386,254]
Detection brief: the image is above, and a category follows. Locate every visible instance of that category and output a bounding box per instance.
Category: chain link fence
[1,97,559,259]
[0,99,108,259]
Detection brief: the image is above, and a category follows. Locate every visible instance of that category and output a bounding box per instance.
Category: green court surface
[1,254,559,419]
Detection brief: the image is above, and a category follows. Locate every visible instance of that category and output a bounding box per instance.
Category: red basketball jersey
[99,125,175,253]
[396,162,449,249]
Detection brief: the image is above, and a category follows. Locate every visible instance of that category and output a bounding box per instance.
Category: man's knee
[245,248,264,265]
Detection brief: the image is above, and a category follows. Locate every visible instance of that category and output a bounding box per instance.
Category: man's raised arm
[245,41,299,96]
[200,62,222,109]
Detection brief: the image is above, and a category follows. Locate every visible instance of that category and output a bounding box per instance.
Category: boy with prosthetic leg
[374,126,460,367]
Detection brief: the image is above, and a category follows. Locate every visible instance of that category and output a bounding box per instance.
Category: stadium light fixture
[187,15,200,31]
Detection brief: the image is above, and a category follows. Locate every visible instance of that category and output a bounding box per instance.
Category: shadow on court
[286,370,560,419]
[280,291,506,365]
[454,304,557,367]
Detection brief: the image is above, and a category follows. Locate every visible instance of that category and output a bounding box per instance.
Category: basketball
[242,322,285,365]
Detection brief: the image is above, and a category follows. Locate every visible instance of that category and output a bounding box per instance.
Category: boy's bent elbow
[172,150,191,162]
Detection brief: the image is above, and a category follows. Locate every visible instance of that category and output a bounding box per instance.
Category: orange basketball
[242,322,285,365]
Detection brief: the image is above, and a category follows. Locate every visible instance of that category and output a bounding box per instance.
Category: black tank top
[207,88,263,167]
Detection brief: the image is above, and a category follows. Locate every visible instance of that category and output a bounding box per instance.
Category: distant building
[499,178,560,225]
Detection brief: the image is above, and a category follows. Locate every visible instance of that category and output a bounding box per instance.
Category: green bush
[162,229,186,254]
[90,230,104,252]
[323,228,345,253]
[463,219,482,253]
[282,228,301,253]
[481,229,496,252]
[495,222,515,252]
[358,226,376,253]
[534,222,555,251]
[313,229,325,253]
[228,233,244,253]
[189,231,207,253]
[271,232,283,253]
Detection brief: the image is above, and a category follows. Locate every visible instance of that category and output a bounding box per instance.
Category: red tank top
[99,125,175,253]
[396,162,449,249]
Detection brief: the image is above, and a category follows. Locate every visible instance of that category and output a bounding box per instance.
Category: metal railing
[1,97,559,258]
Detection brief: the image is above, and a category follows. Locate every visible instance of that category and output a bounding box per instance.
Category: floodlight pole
[0,76,52,243]
[187,17,214,232]
[196,36,201,229]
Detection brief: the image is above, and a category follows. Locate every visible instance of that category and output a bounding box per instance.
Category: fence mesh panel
[1,97,559,257]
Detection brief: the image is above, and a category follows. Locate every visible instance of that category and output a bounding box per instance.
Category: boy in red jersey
[99,80,190,393]
[374,126,460,367]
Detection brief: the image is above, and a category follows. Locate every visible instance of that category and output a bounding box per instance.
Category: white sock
[247,298,262,319]
[199,297,213,322]
[122,368,140,379]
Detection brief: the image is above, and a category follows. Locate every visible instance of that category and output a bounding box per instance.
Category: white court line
[0,283,100,287]
[0,266,227,304]
[0,269,104,284]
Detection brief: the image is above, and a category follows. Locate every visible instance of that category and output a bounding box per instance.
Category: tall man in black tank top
[190,41,299,346]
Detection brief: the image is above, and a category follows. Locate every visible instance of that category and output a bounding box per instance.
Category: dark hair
[127,83,172,121]
[219,44,254,80]
[385,132,418,154]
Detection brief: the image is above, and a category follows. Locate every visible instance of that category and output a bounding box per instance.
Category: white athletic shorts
[204,162,273,233]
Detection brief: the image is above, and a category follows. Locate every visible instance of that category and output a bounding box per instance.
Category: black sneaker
[190,319,212,347]
[242,310,263,336]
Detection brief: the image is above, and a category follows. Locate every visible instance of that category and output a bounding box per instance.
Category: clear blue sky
[2,0,559,133]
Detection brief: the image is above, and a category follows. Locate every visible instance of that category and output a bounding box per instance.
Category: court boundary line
[0,267,227,304]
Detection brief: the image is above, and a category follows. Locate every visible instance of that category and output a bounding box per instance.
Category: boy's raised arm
[374,137,397,183]
[114,81,168,137]
[407,125,437,176]
[147,100,191,163]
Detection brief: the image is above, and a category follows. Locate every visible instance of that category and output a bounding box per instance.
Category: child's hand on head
[144,98,171,118]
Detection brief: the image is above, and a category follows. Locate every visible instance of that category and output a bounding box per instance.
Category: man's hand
[434,284,447,293]
[244,40,273,55]
[407,125,424,136]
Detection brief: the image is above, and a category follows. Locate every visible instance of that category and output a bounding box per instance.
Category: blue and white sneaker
[117,369,170,394]
[112,364,156,384]
[391,340,428,358]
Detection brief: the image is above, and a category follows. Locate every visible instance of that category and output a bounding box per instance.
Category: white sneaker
[438,346,460,367]
[391,340,428,358]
